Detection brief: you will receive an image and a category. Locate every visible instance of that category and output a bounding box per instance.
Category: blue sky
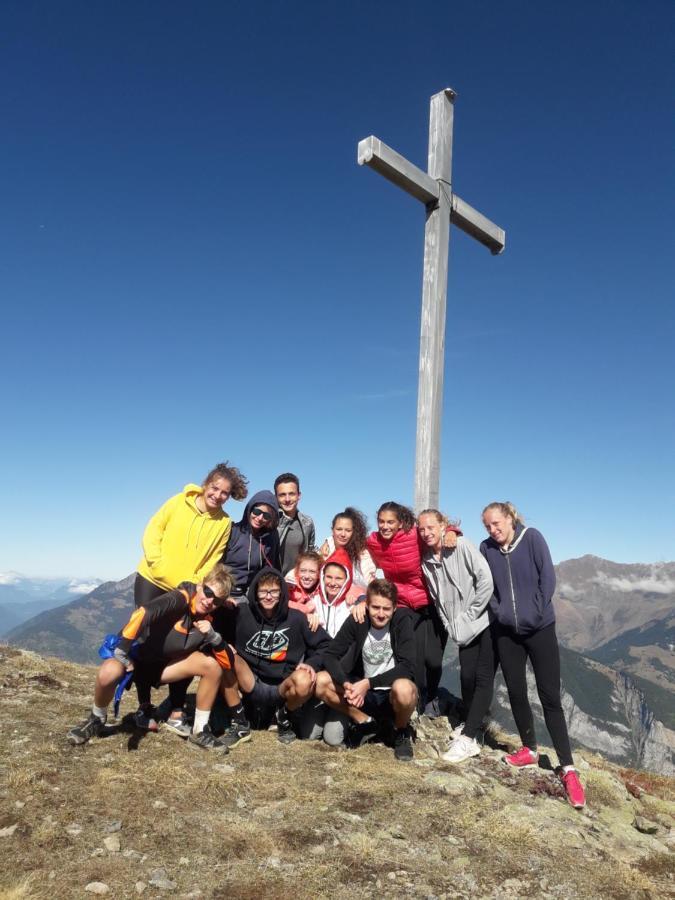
[1,1,673,579]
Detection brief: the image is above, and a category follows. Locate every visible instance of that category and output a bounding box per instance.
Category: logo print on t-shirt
[246,628,289,661]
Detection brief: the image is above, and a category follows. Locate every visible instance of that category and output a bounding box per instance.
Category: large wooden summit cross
[358,88,506,512]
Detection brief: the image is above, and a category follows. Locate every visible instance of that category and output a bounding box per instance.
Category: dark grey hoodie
[221,490,281,594]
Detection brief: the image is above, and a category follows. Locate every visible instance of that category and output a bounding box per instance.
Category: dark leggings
[496,623,573,767]
[133,574,191,711]
[408,605,448,703]
[458,625,498,740]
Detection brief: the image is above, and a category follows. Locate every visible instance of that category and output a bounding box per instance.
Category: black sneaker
[219,720,252,750]
[276,706,297,744]
[133,704,159,732]
[188,724,227,752]
[67,713,105,746]
[394,725,414,761]
[346,718,380,748]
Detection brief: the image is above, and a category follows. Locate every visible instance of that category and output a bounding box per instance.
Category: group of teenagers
[67,462,586,810]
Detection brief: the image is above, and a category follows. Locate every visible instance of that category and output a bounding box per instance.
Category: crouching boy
[315,578,417,761]
[226,568,330,744]
[67,564,236,750]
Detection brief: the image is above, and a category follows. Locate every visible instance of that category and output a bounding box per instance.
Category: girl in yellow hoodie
[135,462,248,605]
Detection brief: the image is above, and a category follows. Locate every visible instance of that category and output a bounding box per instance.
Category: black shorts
[362,688,393,720]
[242,676,281,729]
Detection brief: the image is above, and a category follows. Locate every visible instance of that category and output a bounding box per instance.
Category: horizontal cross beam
[357,136,438,205]
[357,135,505,255]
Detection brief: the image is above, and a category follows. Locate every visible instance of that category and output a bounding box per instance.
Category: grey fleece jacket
[421,537,494,647]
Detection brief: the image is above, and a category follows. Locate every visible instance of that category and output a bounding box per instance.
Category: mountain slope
[553,556,675,653]
[0,646,673,900]
[5,575,135,663]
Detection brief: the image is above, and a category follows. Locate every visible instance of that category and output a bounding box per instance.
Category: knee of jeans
[323,719,346,746]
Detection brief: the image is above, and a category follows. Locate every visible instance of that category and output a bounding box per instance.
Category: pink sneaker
[504,746,539,769]
[561,769,586,809]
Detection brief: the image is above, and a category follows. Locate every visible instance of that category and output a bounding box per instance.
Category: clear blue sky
[1,1,673,579]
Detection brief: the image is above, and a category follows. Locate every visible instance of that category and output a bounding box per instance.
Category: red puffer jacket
[366,527,429,610]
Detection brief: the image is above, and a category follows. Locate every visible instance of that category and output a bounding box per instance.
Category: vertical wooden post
[414,89,455,512]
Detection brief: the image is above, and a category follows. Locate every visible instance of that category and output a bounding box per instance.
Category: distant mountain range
[4,556,675,773]
[0,572,104,636]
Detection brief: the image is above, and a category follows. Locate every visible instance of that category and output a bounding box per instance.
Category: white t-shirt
[362,625,393,688]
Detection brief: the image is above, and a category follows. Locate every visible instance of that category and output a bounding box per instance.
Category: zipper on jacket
[506,554,519,634]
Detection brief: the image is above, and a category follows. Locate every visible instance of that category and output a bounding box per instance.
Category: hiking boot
[219,720,252,750]
[188,724,227,752]
[393,725,414,762]
[346,718,380,749]
[561,769,586,809]
[276,706,297,745]
[163,714,191,738]
[133,705,159,732]
[67,713,105,746]
[504,746,540,769]
[442,733,481,763]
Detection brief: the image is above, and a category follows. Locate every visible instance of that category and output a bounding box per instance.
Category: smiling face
[333,516,354,548]
[297,559,320,591]
[249,503,274,532]
[418,512,444,552]
[482,507,516,547]
[366,592,395,629]
[377,510,401,541]
[323,563,347,602]
[202,476,232,511]
[275,481,300,517]
[194,582,221,616]
[256,576,282,618]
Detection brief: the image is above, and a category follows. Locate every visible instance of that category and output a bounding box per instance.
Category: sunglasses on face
[202,585,224,604]
[251,506,273,523]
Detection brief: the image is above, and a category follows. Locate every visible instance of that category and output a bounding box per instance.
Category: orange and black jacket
[117,582,233,670]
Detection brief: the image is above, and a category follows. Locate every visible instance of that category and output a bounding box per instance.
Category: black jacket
[232,568,330,684]
[323,609,416,689]
[117,582,233,670]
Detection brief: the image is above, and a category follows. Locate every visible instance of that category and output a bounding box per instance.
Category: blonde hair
[203,563,234,603]
[481,501,524,527]
[418,508,461,529]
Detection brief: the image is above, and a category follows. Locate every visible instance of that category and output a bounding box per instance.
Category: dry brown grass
[0,647,673,900]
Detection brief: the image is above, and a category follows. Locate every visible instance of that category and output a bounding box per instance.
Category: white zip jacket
[421,537,494,647]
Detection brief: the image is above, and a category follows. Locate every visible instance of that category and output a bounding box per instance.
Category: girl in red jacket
[364,502,458,716]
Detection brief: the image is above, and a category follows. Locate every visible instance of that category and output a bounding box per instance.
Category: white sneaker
[441,734,481,763]
[451,722,465,738]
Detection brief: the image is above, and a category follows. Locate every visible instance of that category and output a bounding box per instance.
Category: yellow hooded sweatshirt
[136,484,232,591]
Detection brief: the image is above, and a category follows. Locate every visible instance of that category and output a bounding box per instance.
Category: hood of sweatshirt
[318,547,354,607]
[237,490,280,533]
[246,567,289,624]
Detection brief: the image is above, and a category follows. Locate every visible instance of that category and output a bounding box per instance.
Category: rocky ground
[0,646,673,899]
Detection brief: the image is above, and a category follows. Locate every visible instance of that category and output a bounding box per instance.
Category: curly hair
[376,501,416,532]
[331,506,369,565]
[203,461,249,502]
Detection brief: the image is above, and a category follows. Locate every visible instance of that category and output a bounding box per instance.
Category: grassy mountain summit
[0,647,673,899]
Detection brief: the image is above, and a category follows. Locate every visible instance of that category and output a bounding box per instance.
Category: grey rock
[213,763,235,775]
[135,883,146,895]
[65,823,82,836]
[84,884,110,895]
[0,824,18,837]
[633,816,659,835]
[103,835,121,852]
[104,820,122,833]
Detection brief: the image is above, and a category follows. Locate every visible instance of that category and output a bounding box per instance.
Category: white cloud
[0,572,23,585]
[67,580,101,595]
[590,573,675,594]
